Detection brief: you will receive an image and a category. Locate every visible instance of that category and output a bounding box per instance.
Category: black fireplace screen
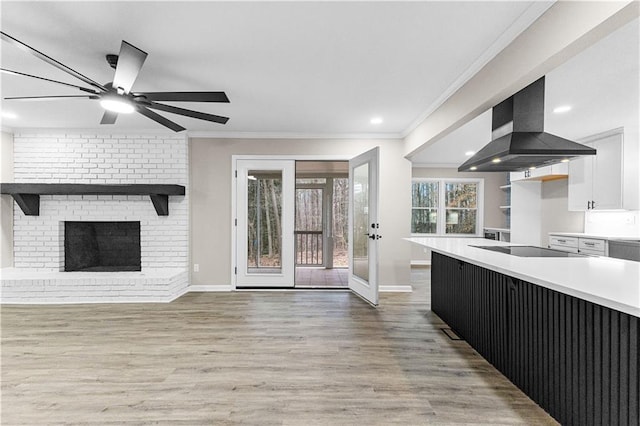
[64,221,141,272]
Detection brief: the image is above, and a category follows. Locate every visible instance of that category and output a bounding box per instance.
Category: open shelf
[0,183,185,216]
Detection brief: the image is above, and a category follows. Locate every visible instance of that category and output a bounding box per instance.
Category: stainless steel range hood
[458,77,596,172]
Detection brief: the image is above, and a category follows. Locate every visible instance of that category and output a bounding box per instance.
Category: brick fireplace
[1,132,190,303]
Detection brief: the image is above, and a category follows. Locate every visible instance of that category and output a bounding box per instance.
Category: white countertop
[548,232,640,241]
[407,237,640,318]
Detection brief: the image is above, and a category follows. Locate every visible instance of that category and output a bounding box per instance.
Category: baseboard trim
[188,285,234,292]
[379,285,413,293]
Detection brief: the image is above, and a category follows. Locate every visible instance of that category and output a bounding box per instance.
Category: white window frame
[411,177,484,237]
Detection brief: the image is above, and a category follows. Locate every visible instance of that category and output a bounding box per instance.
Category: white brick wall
[11,132,189,272]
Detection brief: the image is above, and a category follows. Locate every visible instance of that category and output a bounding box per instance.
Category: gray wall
[410,167,507,261]
[190,137,412,287]
[1,131,14,267]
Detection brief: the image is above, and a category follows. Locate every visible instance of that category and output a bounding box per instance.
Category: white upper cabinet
[568,129,628,211]
[510,162,568,182]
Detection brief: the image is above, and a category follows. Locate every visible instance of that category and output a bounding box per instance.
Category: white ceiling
[411,17,640,166]
[0,1,547,136]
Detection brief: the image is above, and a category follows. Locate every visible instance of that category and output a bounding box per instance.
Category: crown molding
[186,131,403,140]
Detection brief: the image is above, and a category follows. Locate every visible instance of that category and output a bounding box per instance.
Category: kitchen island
[408,237,639,426]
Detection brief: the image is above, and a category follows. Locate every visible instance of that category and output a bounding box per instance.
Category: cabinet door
[510,171,527,182]
[591,134,623,210]
[568,155,592,211]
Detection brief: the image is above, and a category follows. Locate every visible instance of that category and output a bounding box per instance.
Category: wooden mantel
[0,183,186,216]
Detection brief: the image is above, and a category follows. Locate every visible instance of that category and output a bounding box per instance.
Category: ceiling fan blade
[5,95,99,101]
[136,106,186,132]
[112,41,147,94]
[100,110,118,125]
[1,68,98,94]
[0,31,107,92]
[147,102,229,124]
[137,91,229,103]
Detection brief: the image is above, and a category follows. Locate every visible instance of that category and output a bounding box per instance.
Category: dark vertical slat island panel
[431,252,640,426]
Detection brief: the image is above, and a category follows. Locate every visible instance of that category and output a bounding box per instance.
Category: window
[411,179,483,236]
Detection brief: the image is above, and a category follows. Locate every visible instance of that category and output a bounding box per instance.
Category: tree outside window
[445,183,477,234]
[412,179,482,236]
[411,181,438,233]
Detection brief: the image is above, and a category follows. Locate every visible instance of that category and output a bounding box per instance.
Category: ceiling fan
[0,31,229,132]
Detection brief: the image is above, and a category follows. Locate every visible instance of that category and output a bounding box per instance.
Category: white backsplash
[584,210,640,237]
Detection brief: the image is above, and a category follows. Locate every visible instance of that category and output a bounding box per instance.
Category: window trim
[411,177,484,237]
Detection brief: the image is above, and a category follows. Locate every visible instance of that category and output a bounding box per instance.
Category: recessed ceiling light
[100,98,134,114]
[553,105,572,114]
[470,166,477,171]
[464,151,475,156]
[1,111,18,119]
[492,158,501,163]
[370,117,383,125]
[529,166,536,170]
[561,159,570,163]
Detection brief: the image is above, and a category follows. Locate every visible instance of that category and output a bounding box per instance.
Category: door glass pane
[352,163,369,282]
[333,178,349,267]
[295,188,323,266]
[247,170,282,273]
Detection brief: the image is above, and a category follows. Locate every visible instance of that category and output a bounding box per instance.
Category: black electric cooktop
[470,245,586,258]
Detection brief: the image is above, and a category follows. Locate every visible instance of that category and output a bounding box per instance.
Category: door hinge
[234,267,237,275]
[235,218,237,226]
[235,170,237,178]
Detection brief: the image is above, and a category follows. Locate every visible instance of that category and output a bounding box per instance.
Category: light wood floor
[1,268,557,425]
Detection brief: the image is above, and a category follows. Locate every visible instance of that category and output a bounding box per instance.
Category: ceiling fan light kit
[0,31,230,132]
[100,96,135,114]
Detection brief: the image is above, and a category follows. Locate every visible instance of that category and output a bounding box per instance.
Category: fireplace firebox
[64,221,141,272]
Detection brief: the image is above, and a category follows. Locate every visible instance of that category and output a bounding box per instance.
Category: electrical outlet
[423,248,428,254]
[193,263,199,272]
[624,214,636,225]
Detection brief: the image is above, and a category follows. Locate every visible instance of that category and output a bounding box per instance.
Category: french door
[348,147,380,306]
[234,152,380,301]
[236,159,295,287]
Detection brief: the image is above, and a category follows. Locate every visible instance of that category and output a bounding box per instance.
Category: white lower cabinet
[549,234,607,256]
[549,235,578,253]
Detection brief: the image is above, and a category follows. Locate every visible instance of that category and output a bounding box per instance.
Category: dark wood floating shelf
[0,183,185,216]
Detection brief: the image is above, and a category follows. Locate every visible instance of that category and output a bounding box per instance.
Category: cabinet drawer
[549,235,578,248]
[579,238,606,252]
[549,244,579,254]
[578,247,605,256]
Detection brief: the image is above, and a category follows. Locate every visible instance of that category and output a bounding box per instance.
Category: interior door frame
[231,155,351,289]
